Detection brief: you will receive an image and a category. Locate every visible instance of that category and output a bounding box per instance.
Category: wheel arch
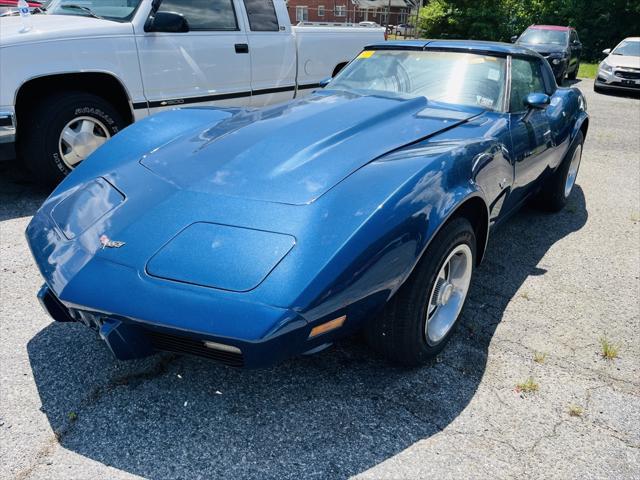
[14,72,135,135]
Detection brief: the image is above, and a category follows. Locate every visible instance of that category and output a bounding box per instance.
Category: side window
[158,0,238,31]
[510,58,546,112]
[243,0,279,31]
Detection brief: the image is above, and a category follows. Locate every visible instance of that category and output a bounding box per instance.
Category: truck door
[240,0,297,107]
[135,0,252,113]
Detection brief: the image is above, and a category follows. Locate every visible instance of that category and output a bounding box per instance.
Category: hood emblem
[100,235,125,249]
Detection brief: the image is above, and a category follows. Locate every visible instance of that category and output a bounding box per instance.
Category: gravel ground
[1,79,639,480]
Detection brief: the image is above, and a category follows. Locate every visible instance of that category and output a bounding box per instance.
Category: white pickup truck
[0,0,384,185]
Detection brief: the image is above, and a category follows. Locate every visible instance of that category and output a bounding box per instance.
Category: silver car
[595,37,640,93]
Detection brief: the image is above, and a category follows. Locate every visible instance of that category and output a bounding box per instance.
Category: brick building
[286,0,417,26]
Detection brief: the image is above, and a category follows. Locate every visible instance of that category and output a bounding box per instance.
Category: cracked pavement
[1,79,639,479]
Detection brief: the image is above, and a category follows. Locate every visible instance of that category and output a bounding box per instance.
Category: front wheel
[365,217,476,366]
[567,63,579,80]
[536,130,584,212]
[17,91,126,187]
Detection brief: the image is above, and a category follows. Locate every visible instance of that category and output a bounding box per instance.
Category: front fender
[296,145,489,327]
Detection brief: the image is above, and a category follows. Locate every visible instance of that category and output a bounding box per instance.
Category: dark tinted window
[510,58,546,112]
[159,0,238,30]
[243,0,279,31]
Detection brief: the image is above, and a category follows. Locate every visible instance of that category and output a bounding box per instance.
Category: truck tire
[18,91,126,187]
[365,217,476,366]
[536,131,584,212]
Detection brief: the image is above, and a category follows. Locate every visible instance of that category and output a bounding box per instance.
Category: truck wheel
[567,63,579,80]
[536,131,584,212]
[365,218,476,366]
[18,91,126,187]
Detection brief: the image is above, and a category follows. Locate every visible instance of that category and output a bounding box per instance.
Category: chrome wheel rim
[425,244,473,346]
[564,144,582,198]
[58,116,110,169]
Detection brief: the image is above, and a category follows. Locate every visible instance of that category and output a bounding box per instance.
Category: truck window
[158,0,238,31]
[243,0,279,31]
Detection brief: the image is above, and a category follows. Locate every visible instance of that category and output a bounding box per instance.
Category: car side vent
[145,330,244,367]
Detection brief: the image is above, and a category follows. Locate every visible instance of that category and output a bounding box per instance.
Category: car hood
[0,14,132,46]
[604,54,640,69]
[518,42,567,55]
[140,91,480,205]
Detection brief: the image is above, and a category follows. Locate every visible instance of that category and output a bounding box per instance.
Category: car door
[569,29,581,70]
[239,0,297,107]
[135,0,252,113]
[506,56,555,207]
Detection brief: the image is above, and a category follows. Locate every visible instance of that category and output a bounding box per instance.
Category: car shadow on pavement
[26,187,588,479]
[0,162,48,221]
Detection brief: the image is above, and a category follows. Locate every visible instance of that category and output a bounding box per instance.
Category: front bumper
[0,108,16,145]
[37,284,319,368]
[595,69,640,91]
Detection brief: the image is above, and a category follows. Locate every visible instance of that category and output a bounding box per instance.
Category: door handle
[235,43,249,54]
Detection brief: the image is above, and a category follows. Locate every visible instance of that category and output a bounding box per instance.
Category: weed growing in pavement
[568,405,584,417]
[515,377,539,394]
[600,336,619,360]
[533,351,547,364]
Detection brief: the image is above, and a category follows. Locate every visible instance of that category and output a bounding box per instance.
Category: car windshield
[518,28,568,45]
[329,50,507,111]
[45,0,142,21]
[612,40,640,57]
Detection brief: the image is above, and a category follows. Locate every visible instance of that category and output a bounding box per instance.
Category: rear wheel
[536,131,584,212]
[365,217,476,366]
[17,91,126,187]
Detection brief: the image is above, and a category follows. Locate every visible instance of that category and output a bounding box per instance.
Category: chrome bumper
[0,109,16,144]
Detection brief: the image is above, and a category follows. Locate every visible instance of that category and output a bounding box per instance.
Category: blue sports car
[27,41,589,368]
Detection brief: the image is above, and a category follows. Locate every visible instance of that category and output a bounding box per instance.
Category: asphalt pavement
[1,79,639,480]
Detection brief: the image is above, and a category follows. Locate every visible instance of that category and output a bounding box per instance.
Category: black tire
[594,84,605,94]
[567,63,579,80]
[536,130,584,212]
[556,72,565,85]
[17,91,126,187]
[365,217,476,366]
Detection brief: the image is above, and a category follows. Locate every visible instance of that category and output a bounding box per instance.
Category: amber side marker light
[309,315,347,338]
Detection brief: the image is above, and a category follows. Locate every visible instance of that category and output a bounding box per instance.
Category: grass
[67,411,78,422]
[515,377,539,394]
[533,351,547,364]
[599,336,619,360]
[578,63,598,79]
[568,405,584,417]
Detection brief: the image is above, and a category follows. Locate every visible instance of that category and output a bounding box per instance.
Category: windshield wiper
[60,4,103,19]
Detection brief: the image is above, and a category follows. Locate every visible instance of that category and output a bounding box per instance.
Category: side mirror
[510,35,518,43]
[145,11,189,33]
[572,40,581,47]
[524,92,550,109]
[319,76,332,88]
[602,48,611,55]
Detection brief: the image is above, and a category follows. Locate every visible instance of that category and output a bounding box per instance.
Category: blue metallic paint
[26,42,589,368]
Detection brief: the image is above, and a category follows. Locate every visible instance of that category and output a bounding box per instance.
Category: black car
[512,25,582,84]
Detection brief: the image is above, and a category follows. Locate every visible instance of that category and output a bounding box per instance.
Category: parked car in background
[27,41,589,368]
[359,21,380,27]
[595,37,640,93]
[394,23,414,36]
[0,0,384,186]
[513,25,581,84]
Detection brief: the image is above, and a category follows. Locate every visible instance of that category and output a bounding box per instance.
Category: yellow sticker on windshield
[357,50,375,59]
